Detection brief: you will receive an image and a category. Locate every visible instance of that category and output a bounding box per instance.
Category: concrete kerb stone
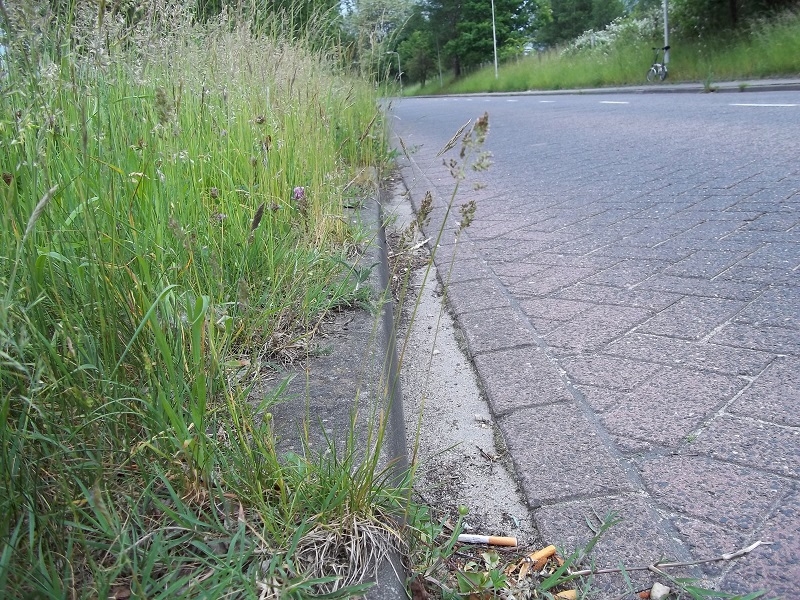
[409,78,800,99]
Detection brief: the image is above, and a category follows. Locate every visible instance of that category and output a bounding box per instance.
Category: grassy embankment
[0,4,406,598]
[411,7,800,95]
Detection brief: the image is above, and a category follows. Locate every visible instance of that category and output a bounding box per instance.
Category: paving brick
[689,196,741,211]
[654,235,765,255]
[498,403,633,506]
[720,488,800,597]
[594,244,695,262]
[468,237,529,258]
[429,240,482,270]
[710,322,800,355]
[444,278,509,314]
[571,207,646,229]
[613,227,692,250]
[743,185,800,201]
[639,456,787,531]
[561,354,662,391]
[524,316,567,335]
[690,414,800,477]
[421,213,458,241]
[604,333,775,376]
[683,208,759,222]
[583,258,672,288]
[464,221,526,241]
[713,265,796,285]
[477,241,541,264]
[598,368,744,447]
[574,384,624,413]
[535,495,694,593]
[473,346,572,414]
[505,265,599,297]
[522,252,620,269]
[491,261,550,282]
[454,306,536,356]
[544,305,651,355]
[546,235,618,256]
[733,287,800,329]
[522,214,577,233]
[638,274,762,301]
[517,297,594,322]
[554,283,683,312]
[610,434,654,455]
[677,220,745,241]
[721,229,799,246]
[628,201,702,221]
[670,516,747,576]
[637,296,746,340]
[663,249,751,279]
[740,211,800,231]
[492,225,560,242]
[728,356,800,426]
[440,258,491,284]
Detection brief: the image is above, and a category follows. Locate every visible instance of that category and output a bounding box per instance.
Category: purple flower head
[292,186,305,201]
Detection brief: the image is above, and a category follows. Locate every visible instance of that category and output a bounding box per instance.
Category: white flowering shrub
[560,8,662,57]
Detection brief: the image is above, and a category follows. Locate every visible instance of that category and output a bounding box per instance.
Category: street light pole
[386,51,402,91]
[663,0,670,65]
[490,0,498,79]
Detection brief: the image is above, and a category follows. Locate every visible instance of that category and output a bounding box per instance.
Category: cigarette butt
[555,591,577,600]
[527,544,557,570]
[457,534,518,547]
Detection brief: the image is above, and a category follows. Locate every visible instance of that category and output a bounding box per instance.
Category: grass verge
[0,2,405,597]
[412,7,800,95]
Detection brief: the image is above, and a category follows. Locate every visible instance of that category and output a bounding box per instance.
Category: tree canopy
[394,0,551,78]
[670,0,799,35]
[540,0,625,44]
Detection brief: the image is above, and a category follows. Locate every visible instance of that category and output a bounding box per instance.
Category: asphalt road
[390,91,799,596]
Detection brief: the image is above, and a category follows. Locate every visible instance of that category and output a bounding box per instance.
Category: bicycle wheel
[659,67,668,81]
[646,67,657,82]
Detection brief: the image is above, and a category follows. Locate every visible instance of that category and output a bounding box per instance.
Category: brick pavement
[392,94,799,596]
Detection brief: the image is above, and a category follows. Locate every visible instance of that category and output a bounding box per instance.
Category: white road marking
[506,99,518,102]
[600,101,629,104]
[730,103,797,107]
[540,100,556,103]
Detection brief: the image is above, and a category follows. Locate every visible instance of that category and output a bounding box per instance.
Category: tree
[591,0,625,30]
[541,0,591,44]
[424,0,550,76]
[399,29,436,84]
[671,0,798,35]
[342,0,415,77]
[541,0,624,45]
[195,0,342,34]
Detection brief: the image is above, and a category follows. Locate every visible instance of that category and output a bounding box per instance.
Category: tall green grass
[415,7,800,94]
[0,2,403,597]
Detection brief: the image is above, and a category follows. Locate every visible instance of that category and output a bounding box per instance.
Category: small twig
[568,540,772,578]
[478,447,504,462]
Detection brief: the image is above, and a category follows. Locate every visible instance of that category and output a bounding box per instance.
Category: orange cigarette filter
[457,534,518,547]
[528,544,557,570]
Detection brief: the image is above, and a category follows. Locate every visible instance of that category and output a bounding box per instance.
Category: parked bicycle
[646,45,670,82]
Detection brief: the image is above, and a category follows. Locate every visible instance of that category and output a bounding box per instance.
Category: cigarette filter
[457,534,518,547]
